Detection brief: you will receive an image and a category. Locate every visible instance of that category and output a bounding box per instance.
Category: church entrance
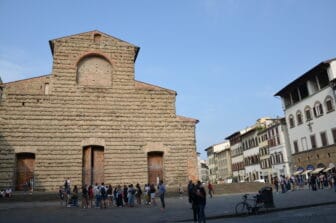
[82,146,104,186]
[147,152,163,185]
[16,153,35,190]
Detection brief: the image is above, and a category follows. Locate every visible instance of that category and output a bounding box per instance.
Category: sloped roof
[176,115,199,124]
[274,58,336,97]
[3,74,51,85]
[48,30,140,61]
[135,80,176,95]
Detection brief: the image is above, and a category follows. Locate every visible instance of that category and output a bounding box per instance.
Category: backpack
[101,186,106,195]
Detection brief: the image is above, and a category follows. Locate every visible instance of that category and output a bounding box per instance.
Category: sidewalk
[0,188,335,222]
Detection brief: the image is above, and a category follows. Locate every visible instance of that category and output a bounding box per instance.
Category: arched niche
[76,54,112,87]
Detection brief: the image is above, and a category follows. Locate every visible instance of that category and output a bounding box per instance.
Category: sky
[1,0,336,159]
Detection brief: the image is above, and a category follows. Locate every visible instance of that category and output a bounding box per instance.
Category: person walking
[196,181,206,223]
[207,182,214,198]
[149,183,157,206]
[187,180,194,204]
[190,184,199,222]
[158,180,166,211]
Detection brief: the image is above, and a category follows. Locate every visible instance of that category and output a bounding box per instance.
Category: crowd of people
[58,178,167,211]
[272,171,336,193]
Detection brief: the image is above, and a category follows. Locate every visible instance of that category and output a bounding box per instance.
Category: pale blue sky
[1,0,336,159]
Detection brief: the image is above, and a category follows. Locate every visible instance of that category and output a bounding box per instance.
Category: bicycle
[235,193,264,215]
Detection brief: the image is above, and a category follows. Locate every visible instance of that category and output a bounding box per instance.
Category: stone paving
[0,188,335,223]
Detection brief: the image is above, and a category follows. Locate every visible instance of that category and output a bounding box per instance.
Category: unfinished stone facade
[0,30,199,191]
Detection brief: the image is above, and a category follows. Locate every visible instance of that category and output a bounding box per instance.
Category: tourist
[135,183,142,205]
[5,188,12,198]
[127,184,136,207]
[107,184,113,207]
[149,183,156,206]
[116,185,123,207]
[82,184,88,208]
[190,184,198,222]
[144,184,150,205]
[93,183,100,208]
[58,186,65,206]
[88,185,94,208]
[273,177,279,192]
[178,184,184,199]
[187,180,194,203]
[158,180,166,210]
[196,181,206,223]
[123,185,129,206]
[207,182,214,198]
[100,182,107,208]
[71,185,79,207]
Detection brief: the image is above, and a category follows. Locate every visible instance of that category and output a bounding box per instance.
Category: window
[298,83,309,99]
[308,77,319,94]
[320,132,328,147]
[310,135,316,149]
[301,137,308,151]
[325,96,334,112]
[304,106,312,121]
[317,70,329,89]
[296,111,303,125]
[291,89,300,103]
[313,102,323,117]
[283,94,292,108]
[44,83,49,95]
[293,140,299,153]
[332,128,336,144]
[289,115,295,128]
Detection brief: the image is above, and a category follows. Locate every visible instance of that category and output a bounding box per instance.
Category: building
[205,146,216,183]
[275,58,336,175]
[214,141,232,183]
[267,118,292,178]
[226,131,245,182]
[0,30,199,191]
[197,155,209,183]
[205,141,232,183]
[258,128,272,183]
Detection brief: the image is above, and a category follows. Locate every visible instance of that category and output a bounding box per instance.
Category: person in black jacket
[189,183,199,222]
[196,181,206,223]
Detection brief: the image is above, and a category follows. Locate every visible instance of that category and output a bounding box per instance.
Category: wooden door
[16,153,35,190]
[93,148,104,184]
[83,146,104,185]
[83,147,92,186]
[148,152,163,185]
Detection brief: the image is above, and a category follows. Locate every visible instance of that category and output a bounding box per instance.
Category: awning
[310,167,325,174]
[323,167,334,172]
[293,170,303,175]
[301,169,312,175]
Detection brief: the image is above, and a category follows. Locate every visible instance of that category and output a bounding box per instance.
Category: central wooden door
[83,146,104,185]
[148,152,163,185]
[16,153,35,190]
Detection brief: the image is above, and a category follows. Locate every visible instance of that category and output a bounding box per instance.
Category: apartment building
[275,58,336,175]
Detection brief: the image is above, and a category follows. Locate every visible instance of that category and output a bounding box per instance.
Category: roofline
[204,146,213,152]
[48,30,140,61]
[3,74,51,85]
[225,131,240,140]
[134,80,177,95]
[176,115,199,124]
[274,58,336,97]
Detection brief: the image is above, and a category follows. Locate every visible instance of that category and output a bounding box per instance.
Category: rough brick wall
[0,31,198,191]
